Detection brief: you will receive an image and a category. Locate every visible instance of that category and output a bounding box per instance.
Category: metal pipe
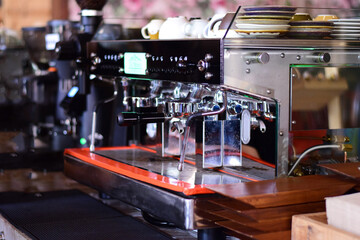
[90,79,118,152]
[288,144,341,176]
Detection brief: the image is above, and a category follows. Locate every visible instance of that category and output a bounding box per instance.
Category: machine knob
[245,52,270,64]
[197,60,209,72]
[310,52,331,63]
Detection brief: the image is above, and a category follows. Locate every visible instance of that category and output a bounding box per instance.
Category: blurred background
[0,0,359,35]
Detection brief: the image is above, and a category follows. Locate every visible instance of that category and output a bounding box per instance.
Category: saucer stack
[235,6,296,38]
[330,19,360,40]
[288,20,334,39]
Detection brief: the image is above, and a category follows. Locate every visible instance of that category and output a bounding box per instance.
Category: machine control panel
[87,39,223,84]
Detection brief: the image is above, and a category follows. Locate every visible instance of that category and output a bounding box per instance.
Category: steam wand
[178,91,227,171]
[90,79,118,152]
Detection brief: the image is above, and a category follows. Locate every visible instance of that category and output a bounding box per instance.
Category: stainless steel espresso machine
[64,5,360,237]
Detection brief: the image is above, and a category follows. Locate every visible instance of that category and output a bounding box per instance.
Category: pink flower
[184,0,197,8]
[351,0,360,7]
[333,0,352,8]
[123,0,143,13]
[103,5,115,17]
[144,0,177,18]
[264,0,277,5]
[210,0,227,11]
[237,0,258,7]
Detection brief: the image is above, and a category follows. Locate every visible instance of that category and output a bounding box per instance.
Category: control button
[92,56,101,65]
[205,54,213,62]
[257,52,270,64]
[176,60,187,69]
[316,52,331,63]
[204,72,213,80]
[306,52,331,63]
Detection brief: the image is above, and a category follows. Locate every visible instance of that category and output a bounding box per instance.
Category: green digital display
[124,52,147,75]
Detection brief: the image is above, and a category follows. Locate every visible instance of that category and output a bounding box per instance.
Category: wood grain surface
[210,201,325,221]
[224,228,291,240]
[206,175,356,208]
[215,220,264,238]
[319,162,360,181]
[208,198,255,211]
[238,201,325,221]
[214,213,291,232]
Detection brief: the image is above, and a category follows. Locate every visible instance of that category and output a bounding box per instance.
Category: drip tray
[94,148,244,185]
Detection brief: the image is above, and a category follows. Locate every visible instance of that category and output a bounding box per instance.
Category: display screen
[67,86,79,98]
[124,52,147,75]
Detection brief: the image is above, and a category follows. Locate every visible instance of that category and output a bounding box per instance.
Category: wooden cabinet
[1,0,68,33]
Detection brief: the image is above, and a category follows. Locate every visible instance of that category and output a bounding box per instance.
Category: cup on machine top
[141,19,164,40]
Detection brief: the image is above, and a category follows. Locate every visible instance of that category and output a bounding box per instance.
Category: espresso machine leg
[197,228,226,240]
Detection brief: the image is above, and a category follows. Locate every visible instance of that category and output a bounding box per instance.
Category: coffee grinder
[56,0,126,149]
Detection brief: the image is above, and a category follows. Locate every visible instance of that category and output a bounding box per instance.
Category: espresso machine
[64,5,360,238]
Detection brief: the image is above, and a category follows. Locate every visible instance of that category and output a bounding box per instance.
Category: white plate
[238,15,292,20]
[331,33,360,38]
[290,24,333,28]
[333,25,360,30]
[243,6,297,12]
[242,10,295,16]
[330,18,360,22]
[330,36,360,40]
[235,18,289,25]
[236,23,289,31]
[289,28,332,32]
[236,31,282,38]
[332,29,360,33]
[330,22,360,26]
